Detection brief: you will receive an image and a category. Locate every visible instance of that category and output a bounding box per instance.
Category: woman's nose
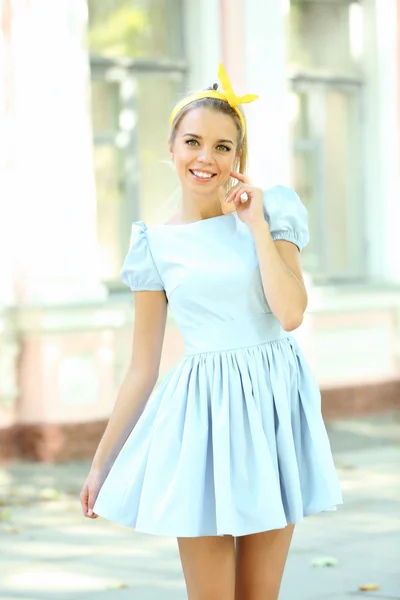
[198,147,214,163]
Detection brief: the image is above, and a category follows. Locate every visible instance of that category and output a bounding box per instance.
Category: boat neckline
[156,213,235,228]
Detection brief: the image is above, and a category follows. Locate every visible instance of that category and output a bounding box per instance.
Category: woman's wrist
[248,218,271,240]
[91,455,114,474]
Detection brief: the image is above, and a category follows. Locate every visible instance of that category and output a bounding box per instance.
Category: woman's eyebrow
[182,133,234,144]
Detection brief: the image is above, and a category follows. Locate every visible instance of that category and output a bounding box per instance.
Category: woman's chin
[185,179,219,194]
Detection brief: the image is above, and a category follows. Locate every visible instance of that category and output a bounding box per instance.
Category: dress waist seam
[185,334,292,357]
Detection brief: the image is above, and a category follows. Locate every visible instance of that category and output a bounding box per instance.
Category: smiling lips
[190,169,217,181]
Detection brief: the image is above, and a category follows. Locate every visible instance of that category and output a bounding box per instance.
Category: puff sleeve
[120,221,164,291]
[262,185,310,252]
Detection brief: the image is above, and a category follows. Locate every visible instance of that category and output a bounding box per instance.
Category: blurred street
[0,412,399,600]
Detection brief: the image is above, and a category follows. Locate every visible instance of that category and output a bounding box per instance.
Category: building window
[87,0,186,284]
[288,0,365,283]
[87,0,184,61]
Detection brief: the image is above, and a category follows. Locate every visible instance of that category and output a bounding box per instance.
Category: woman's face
[170,107,239,196]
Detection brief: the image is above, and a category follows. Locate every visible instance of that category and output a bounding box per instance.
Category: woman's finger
[231,185,254,204]
[87,488,99,518]
[225,183,243,202]
[230,171,251,184]
[235,195,249,208]
[80,486,89,515]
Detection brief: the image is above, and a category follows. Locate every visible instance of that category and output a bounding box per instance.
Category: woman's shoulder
[120,221,164,291]
[263,184,307,216]
[262,185,309,251]
[129,220,166,237]
[263,184,299,200]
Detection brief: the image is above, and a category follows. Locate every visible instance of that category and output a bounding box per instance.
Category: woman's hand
[80,466,108,519]
[223,171,266,231]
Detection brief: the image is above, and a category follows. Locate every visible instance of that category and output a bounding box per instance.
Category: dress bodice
[120,185,309,354]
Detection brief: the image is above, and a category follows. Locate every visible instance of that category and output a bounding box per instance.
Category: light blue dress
[93,185,343,537]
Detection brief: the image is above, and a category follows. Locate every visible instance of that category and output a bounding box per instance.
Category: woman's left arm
[225,171,308,332]
[252,221,308,331]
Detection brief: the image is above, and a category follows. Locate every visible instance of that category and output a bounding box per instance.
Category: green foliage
[88,4,149,57]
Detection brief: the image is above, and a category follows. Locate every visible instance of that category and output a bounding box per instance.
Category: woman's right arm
[80,289,168,517]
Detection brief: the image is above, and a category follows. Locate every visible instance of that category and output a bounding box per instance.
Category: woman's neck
[179,187,225,221]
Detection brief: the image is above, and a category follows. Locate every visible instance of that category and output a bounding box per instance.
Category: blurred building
[0,0,399,461]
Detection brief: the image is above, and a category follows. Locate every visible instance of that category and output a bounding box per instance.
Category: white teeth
[192,170,213,179]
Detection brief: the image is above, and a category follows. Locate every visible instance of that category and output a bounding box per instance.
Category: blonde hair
[168,86,249,193]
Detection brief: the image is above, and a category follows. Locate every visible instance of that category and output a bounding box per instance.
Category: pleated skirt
[93,336,343,537]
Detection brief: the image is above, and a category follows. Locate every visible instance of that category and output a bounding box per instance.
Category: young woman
[80,63,343,600]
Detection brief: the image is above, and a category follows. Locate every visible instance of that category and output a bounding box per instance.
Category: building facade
[1,0,399,462]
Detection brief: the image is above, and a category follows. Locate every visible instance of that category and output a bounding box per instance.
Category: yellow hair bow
[169,62,258,135]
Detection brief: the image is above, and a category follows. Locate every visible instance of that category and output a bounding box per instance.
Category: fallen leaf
[37,488,62,501]
[65,488,80,496]
[0,508,13,521]
[359,583,380,591]
[19,499,32,507]
[112,582,129,589]
[310,556,339,567]
[2,525,21,534]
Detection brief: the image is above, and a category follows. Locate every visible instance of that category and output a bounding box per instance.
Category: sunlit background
[1,2,400,598]
[1,0,400,463]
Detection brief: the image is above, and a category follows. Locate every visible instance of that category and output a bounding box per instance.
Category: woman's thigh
[235,524,295,600]
[177,535,236,600]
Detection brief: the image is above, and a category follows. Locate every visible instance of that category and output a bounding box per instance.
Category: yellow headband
[169,62,259,135]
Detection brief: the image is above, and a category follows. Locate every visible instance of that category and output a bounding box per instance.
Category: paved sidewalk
[0,412,399,600]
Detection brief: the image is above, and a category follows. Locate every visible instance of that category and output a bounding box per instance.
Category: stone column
[220,0,245,92]
[0,0,16,306]
[242,0,290,188]
[1,0,106,306]
[184,0,222,90]
[363,0,400,283]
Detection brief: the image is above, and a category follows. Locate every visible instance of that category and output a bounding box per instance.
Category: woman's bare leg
[177,535,236,600]
[235,524,295,600]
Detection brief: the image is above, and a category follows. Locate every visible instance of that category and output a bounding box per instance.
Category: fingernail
[87,508,93,516]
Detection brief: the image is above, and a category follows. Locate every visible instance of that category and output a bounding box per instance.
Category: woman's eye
[217,145,230,152]
[186,139,199,146]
